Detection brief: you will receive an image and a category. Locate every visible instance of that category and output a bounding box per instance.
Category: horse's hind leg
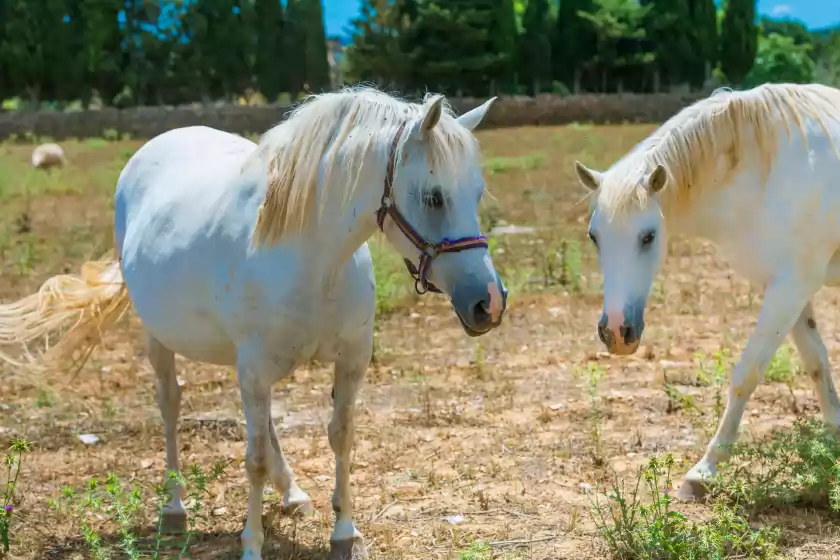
[147,333,187,533]
[268,412,313,515]
[790,302,840,429]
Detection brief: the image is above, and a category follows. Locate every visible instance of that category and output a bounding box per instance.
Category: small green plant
[694,349,730,427]
[368,234,417,315]
[458,540,491,560]
[590,454,781,560]
[711,416,840,512]
[483,153,544,175]
[50,461,228,559]
[764,344,797,384]
[0,437,32,554]
[558,238,583,292]
[662,377,696,415]
[574,363,606,466]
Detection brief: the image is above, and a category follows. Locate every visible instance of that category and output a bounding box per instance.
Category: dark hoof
[160,511,187,534]
[675,477,709,502]
[330,539,367,560]
[282,499,314,517]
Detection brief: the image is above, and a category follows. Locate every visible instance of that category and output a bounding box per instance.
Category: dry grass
[0,126,837,559]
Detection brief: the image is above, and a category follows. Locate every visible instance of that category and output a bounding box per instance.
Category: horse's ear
[574,161,602,192]
[418,95,445,141]
[646,164,668,194]
[457,97,497,132]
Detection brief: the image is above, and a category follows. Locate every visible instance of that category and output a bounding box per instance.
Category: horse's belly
[124,261,238,366]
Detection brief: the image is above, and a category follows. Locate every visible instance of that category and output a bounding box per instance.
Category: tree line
[0,0,331,108]
[0,0,838,111]
[347,0,840,97]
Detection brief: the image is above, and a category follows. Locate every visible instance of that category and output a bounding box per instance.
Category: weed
[50,461,228,559]
[558,238,583,292]
[483,153,544,175]
[574,363,606,466]
[368,234,417,315]
[458,540,491,560]
[711,416,840,512]
[764,344,797,384]
[590,454,781,560]
[694,349,730,427]
[662,376,696,415]
[0,437,31,554]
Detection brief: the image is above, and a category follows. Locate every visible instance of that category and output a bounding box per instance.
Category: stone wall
[0,92,707,141]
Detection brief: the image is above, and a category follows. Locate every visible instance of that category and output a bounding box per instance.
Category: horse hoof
[282,498,314,517]
[330,538,367,560]
[675,477,709,502]
[160,511,187,534]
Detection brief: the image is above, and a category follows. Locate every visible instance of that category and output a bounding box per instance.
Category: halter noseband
[375,122,490,295]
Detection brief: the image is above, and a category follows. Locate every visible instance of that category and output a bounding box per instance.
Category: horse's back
[115,126,263,364]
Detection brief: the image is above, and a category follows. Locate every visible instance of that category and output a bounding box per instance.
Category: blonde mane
[247,86,480,248]
[597,83,840,222]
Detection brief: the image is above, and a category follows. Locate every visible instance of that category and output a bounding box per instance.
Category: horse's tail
[0,253,131,375]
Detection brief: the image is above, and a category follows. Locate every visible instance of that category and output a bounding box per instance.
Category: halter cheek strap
[375,122,490,295]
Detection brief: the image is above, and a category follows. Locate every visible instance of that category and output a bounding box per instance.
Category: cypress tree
[489,0,518,93]
[284,0,307,95]
[689,0,718,88]
[519,0,551,95]
[720,0,757,85]
[254,0,286,100]
[286,0,330,94]
[644,0,695,90]
[553,0,597,93]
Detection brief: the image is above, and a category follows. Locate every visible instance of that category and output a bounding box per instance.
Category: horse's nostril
[473,300,490,325]
[598,324,610,344]
[620,324,635,344]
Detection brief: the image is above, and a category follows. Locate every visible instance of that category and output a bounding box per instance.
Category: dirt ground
[0,124,838,559]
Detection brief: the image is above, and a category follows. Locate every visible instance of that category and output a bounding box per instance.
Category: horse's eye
[640,230,656,248]
[423,189,444,210]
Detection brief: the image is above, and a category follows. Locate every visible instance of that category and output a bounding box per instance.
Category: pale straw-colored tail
[0,254,131,375]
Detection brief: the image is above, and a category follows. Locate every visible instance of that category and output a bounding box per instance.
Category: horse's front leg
[238,350,288,560]
[328,344,371,560]
[677,271,821,501]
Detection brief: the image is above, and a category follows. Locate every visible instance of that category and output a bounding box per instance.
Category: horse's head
[379,95,507,337]
[574,160,669,355]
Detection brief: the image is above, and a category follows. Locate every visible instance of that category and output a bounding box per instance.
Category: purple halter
[375,121,490,295]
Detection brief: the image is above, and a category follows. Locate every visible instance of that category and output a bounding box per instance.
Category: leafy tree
[577,0,653,92]
[644,0,695,90]
[813,28,840,87]
[745,32,814,86]
[553,0,597,93]
[402,1,502,96]
[720,0,758,85]
[254,0,286,100]
[300,0,331,92]
[519,0,551,95]
[78,0,124,106]
[489,0,518,92]
[760,16,811,45]
[345,0,410,88]
[689,0,718,88]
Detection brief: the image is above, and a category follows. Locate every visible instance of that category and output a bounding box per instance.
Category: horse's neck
[664,167,760,242]
[306,178,381,281]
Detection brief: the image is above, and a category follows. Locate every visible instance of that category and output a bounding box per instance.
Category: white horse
[0,87,508,559]
[574,82,840,500]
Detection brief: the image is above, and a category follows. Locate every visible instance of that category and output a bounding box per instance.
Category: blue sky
[322,0,840,38]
